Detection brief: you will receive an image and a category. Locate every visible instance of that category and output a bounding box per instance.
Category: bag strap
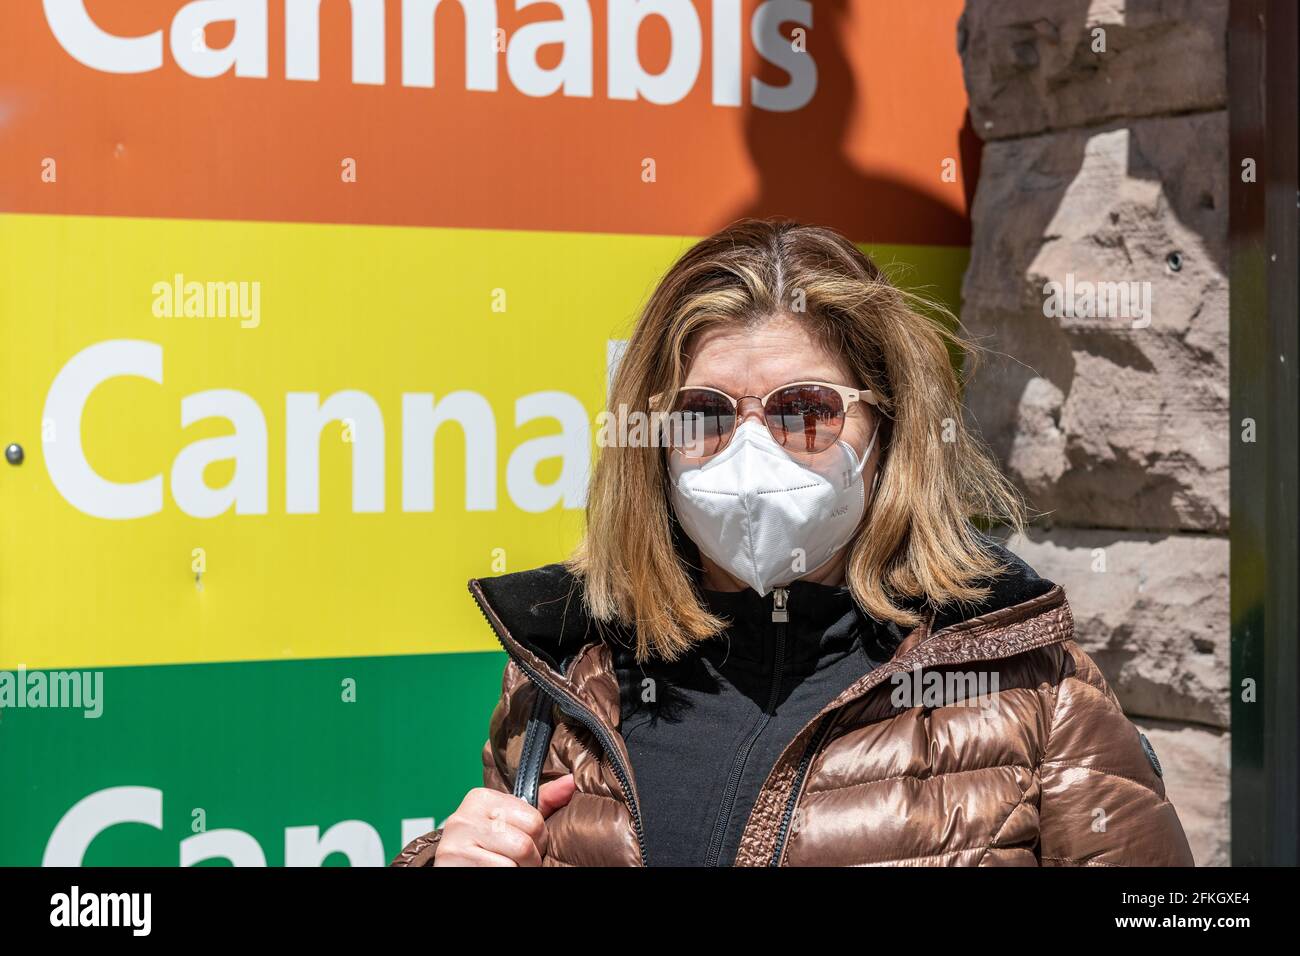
[513,684,557,807]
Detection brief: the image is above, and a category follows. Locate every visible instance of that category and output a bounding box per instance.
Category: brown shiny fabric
[394,583,1194,867]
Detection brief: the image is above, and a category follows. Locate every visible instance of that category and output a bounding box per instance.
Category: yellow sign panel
[0,213,964,671]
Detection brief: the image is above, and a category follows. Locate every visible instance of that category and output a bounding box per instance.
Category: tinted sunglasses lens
[764,385,845,453]
[668,389,734,457]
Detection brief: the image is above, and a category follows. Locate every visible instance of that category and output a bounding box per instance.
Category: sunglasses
[653,381,878,459]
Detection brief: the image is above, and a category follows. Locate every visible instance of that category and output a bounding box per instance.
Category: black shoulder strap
[513,686,557,807]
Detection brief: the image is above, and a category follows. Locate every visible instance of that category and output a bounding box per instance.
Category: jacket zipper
[765,614,941,868]
[467,581,650,866]
[704,586,789,867]
[769,711,836,866]
[763,593,1068,866]
[766,620,929,867]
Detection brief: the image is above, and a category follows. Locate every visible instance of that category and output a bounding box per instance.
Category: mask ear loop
[847,418,882,480]
[862,420,884,504]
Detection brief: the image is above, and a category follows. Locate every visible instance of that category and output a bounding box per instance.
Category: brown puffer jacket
[394,554,1195,867]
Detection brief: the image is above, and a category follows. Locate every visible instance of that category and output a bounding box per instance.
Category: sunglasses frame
[651,380,879,458]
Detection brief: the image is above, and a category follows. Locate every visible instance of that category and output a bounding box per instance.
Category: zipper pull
[772,587,789,623]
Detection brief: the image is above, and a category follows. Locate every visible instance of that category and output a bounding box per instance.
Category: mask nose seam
[730,420,796,462]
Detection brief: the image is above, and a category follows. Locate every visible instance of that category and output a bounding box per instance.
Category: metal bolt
[5,443,23,465]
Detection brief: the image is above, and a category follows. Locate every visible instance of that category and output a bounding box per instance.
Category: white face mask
[669,419,881,596]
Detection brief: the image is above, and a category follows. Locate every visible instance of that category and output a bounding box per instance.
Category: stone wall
[957,0,1230,865]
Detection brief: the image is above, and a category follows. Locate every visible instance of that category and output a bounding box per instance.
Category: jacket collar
[469,534,1065,684]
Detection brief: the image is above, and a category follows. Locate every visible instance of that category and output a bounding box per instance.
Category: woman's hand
[433,774,576,866]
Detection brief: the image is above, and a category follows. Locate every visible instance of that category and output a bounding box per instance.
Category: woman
[394,219,1194,867]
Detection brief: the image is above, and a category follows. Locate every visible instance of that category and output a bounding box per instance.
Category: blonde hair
[567,218,1025,661]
